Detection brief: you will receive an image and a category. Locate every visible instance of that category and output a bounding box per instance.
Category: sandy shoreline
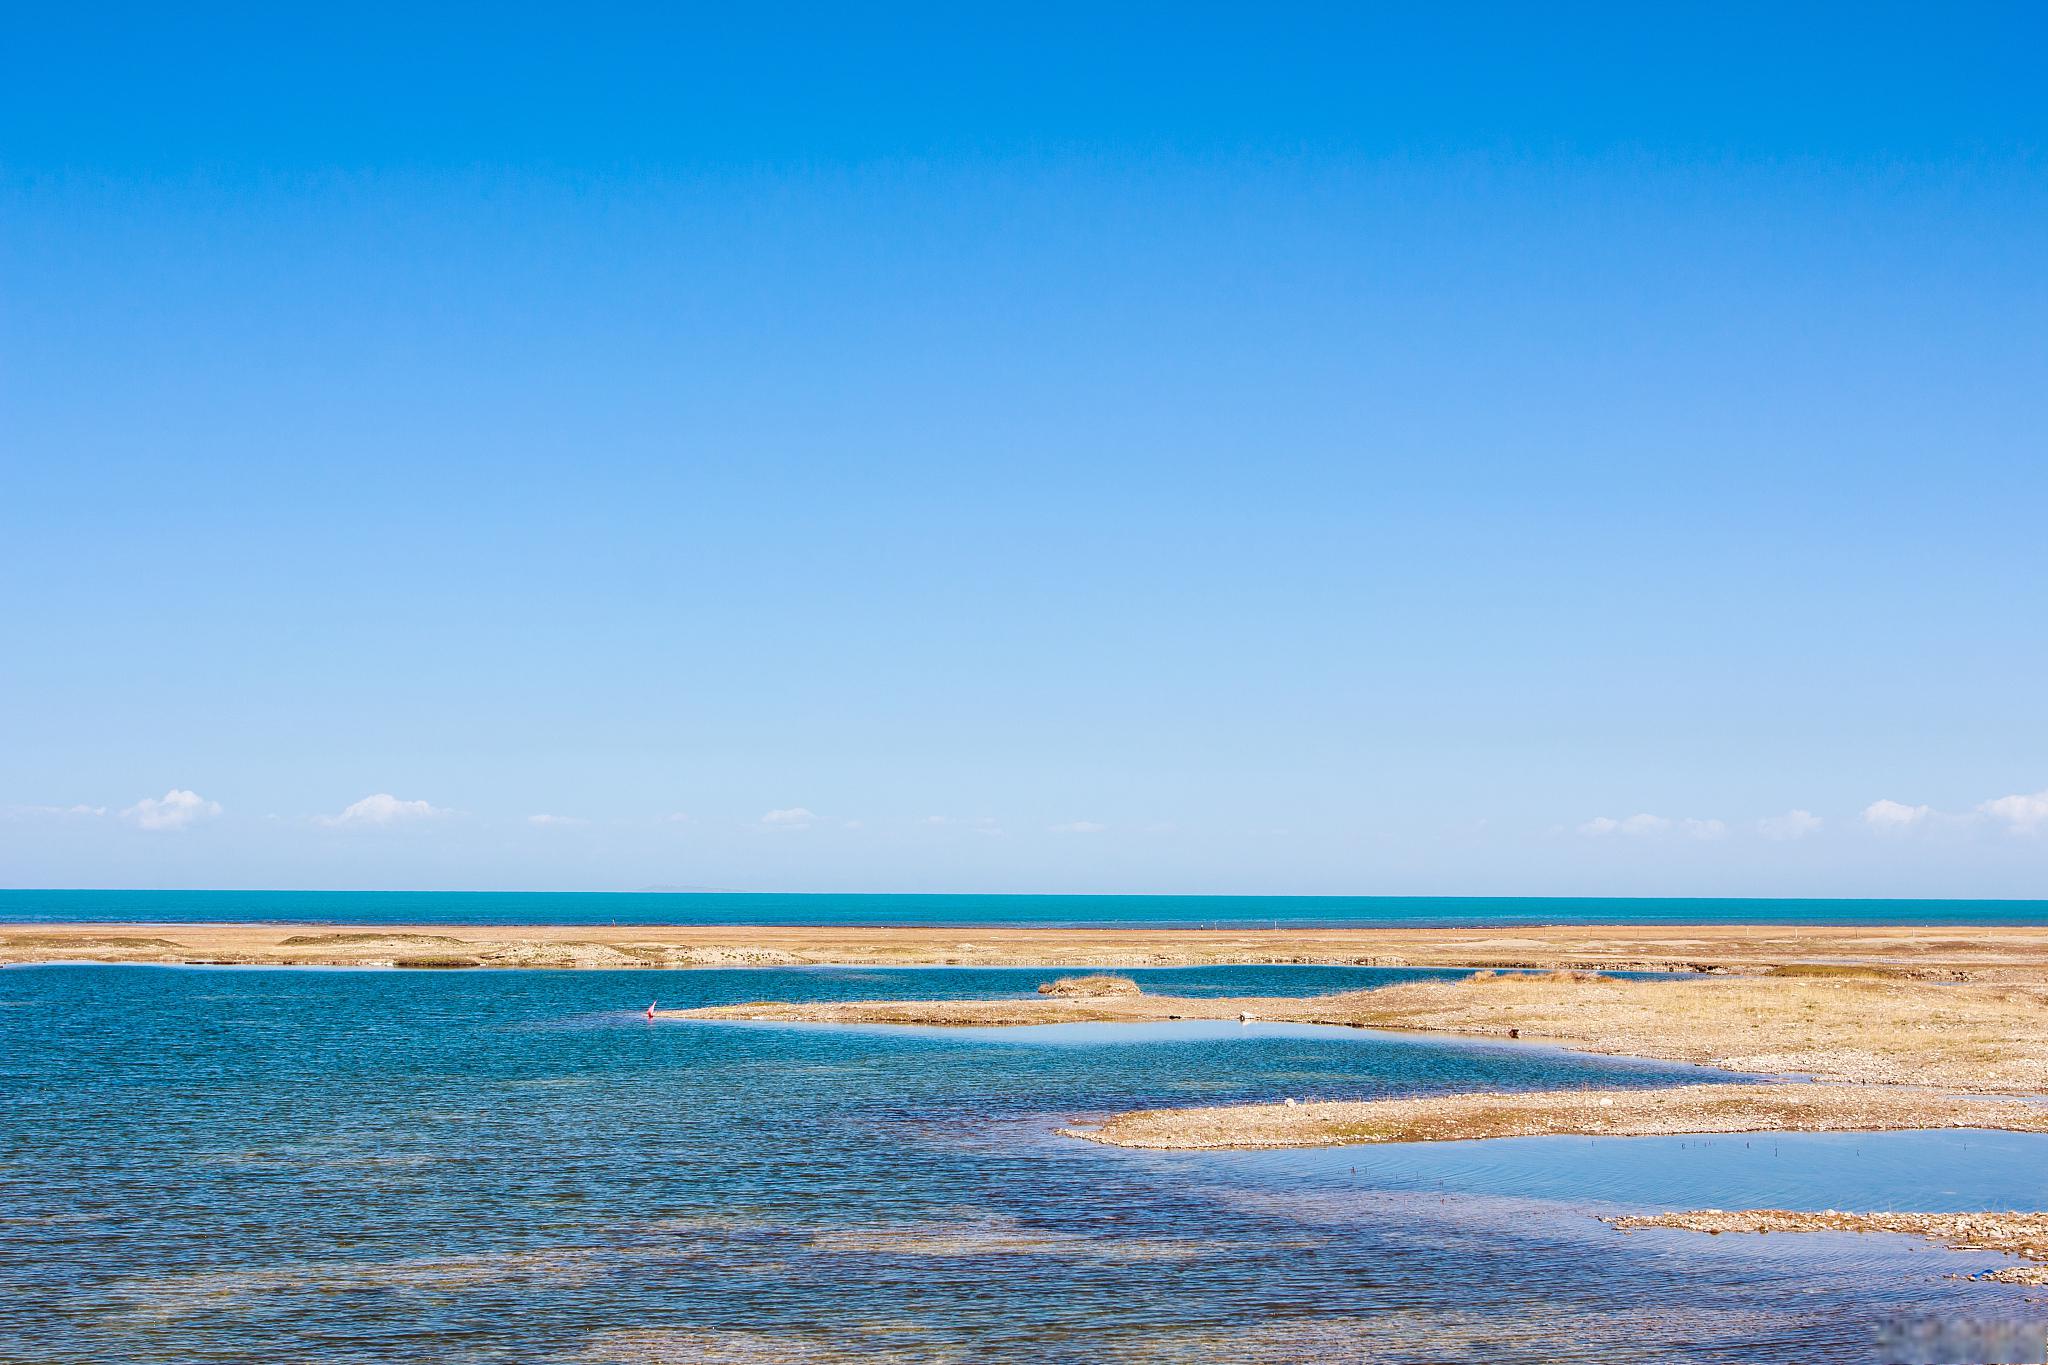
[10,920,2048,976]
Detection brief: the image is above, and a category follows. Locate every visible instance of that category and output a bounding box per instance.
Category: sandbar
[1063,1082,2048,1149]
[10,920,2048,976]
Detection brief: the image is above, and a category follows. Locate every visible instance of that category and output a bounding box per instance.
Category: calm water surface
[4,964,2042,1363]
[6,888,2048,927]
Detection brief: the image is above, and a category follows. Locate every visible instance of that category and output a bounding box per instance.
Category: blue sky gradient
[3,5,2044,893]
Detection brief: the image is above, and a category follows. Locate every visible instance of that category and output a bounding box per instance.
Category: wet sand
[1605,1210,2048,1285]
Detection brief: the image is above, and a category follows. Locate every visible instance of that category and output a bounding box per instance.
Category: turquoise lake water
[4,962,2043,1362]
[6,888,2047,926]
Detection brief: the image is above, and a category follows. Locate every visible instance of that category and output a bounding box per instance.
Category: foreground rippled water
[3,964,2044,1363]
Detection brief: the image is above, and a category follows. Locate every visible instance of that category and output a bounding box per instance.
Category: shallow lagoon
[4,963,2042,1362]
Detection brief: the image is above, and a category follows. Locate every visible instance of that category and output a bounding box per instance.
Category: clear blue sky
[3,4,2043,895]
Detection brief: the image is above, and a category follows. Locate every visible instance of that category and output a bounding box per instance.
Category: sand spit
[670,969,2048,1093]
[1063,1082,2048,1150]
[673,968,2048,1147]
[1604,1210,2048,1285]
[12,921,2048,977]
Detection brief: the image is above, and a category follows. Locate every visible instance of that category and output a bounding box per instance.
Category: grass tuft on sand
[1036,974,1141,997]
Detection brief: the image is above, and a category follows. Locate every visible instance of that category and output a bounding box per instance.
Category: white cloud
[662,812,692,824]
[1758,809,1823,840]
[1863,798,1931,829]
[760,807,818,829]
[319,793,448,827]
[121,789,222,832]
[1979,790,2048,836]
[1679,818,1728,841]
[1049,820,1107,835]
[527,813,588,827]
[842,819,864,830]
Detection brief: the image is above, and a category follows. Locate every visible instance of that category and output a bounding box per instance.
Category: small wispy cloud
[760,807,818,830]
[122,789,222,832]
[1758,809,1823,840]
[1049,820,1107,835]
[319,793,448,828]
[1862,798,1931,830]
[526,813,588,827]
[4,802,107,820]
[1979,790,2048,836]
[661,812,692,825]
[1577,813,1722,840]
[1577,814,1665,837]
[924,815,1004,835]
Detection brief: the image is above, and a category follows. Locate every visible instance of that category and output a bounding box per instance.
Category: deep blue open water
[5,888,2048,927]
[5,963,2044,1363]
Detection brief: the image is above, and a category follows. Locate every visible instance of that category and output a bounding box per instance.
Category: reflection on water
[2,963,2041,1363]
